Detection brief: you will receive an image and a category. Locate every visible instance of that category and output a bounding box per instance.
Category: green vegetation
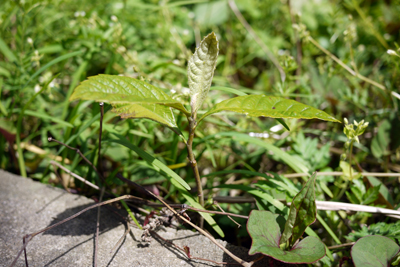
[1,0,400,265]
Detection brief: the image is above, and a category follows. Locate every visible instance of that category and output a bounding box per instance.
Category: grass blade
[107,134,191,191]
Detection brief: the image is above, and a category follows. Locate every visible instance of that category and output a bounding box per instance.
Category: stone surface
[0,169,274,267]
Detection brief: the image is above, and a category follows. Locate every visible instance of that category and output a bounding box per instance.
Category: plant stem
[94,102,105,267]
[228,0,286,83]
[186,116,204,208]
[349,140,354,181]
[307,36,400,100]
[351,0,389,49]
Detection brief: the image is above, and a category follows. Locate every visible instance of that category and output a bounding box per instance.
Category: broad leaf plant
[70,32,340,237]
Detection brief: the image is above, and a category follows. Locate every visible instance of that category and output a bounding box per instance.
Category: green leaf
[351,235,400,267]
[209,87,292,132]
[340,160,362,181]
[248,211,281,252]
[280,173,317,246]
[366,176,394,207]
[111,103,178,128]
[198,95,340,123]
[275,118,290,131]
[107,134,191,191]
[188,32,219,115]
[70,75,189,115]
[362,185,380,205]
[248,210,326,264]
[0,36,17,62]
[70,74,190,127]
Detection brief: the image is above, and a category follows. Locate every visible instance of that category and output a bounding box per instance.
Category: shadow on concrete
[43,203,126,236]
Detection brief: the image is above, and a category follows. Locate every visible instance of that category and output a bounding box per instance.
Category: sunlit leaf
[112,103,178,128]
[280,173,317,246]
[248,210,281,251]
[198,95,340,123]
[188,32,219,115]
[69,74,190,127]
[248,210,325,264]
[351,235,400,267]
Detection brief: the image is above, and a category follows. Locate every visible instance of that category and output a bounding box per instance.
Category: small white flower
[270,124,283,132]
[182,87,190,95]
[34,84,41,93]
[387,49,398,56]
[27,37,33,45]
[170,89,176,94]
[262,133,269,138]
[172,59,180,65]
[111,15,118,22]
[74,11,86,17]
[182,29,189,36]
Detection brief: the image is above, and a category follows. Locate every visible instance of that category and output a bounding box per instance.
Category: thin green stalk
[316,213,341,245]
[228,0,286,82]
[351,0,389,49]
[94,102,105,267]
[336,180,349,201]
[348,140,354,181]
[186,116,204,208]
[348,42,358,74]
[307,36,400,100]
[118,197,142,230]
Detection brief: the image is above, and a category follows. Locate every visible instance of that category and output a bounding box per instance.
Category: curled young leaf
[188,32,219,116]
[280,173,317,247]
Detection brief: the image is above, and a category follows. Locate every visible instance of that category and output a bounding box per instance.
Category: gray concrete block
[0,170,276,267]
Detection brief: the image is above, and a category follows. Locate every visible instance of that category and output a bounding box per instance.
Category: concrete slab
[0,169,278,267]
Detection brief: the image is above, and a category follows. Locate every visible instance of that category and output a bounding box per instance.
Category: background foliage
[1,0,400,265]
